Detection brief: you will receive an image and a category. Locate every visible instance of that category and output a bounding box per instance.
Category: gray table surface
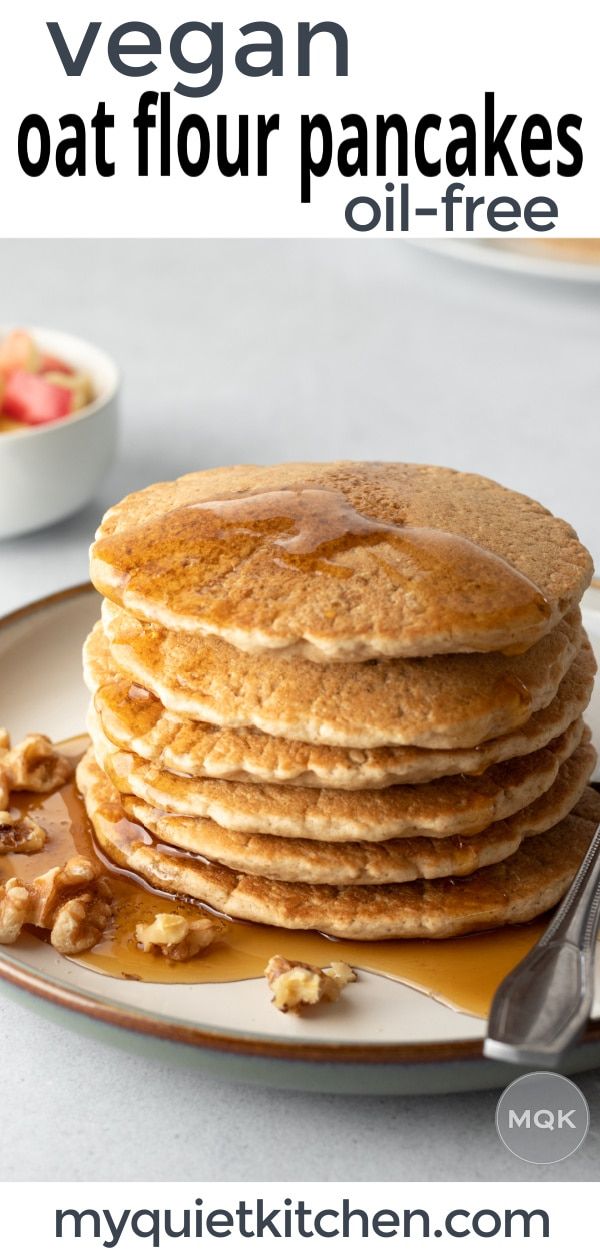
[0,239,599,1181]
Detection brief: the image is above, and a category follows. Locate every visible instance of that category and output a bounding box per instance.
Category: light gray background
[0,240,599,1181]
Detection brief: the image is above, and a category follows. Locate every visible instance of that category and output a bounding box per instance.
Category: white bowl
[0,326,119,539]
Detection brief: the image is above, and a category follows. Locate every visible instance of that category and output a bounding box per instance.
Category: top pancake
[90,463,593,661]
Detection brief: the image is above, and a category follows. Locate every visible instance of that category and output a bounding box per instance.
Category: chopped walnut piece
[135,911,224,961]
[50,882,113,955]
[0,769,10,812]
[29,857,103,928]
[0,811,47,855]
[0,879,32,944]
[0,859,113,954]
[322,960,357,987]
[0,733,71,795]
[265,955,357,1013]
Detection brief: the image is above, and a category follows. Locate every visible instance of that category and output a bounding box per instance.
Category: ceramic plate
[416,240,600,284]
[1,584,599,1096]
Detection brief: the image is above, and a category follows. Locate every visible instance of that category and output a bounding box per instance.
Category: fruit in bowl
[0,325,119,539]
[0,330,94,431]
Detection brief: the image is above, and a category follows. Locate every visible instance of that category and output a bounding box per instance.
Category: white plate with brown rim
[1,582,599,1096]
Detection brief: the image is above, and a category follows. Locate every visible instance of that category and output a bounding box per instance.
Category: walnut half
[51,886,113,954]
[0,858,113,954]
[0,731,71,800]
[0,880,32,944]
[265,955,357,1013]
[135,912,224,961]
[0,811,47,855]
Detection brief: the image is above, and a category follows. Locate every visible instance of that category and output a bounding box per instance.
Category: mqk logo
[496,1071,590,1164]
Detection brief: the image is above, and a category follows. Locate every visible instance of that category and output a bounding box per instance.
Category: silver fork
[484,821,600,1068]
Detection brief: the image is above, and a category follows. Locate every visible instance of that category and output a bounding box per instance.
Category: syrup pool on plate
[1,736,544,1015]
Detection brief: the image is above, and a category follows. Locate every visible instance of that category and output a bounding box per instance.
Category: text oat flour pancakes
[78,462,600,939]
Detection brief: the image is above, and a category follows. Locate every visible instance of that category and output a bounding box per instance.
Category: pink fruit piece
[3,370,73,425]
[41,353,74,375]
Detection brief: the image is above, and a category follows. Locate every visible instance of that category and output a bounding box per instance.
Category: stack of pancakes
[78,462,600,940]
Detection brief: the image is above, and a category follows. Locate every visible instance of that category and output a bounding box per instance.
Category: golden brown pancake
[84,625,596,787]
[76,750,600,938]
[89,704,585,842]
[120,740,595,884]
[100,602,582,749]
[90,463,593,661]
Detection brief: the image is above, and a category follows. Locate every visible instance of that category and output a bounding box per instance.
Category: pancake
[84,625,596,787]
[90,463,593,661]
[76,750,600,938]
[89,705,585,842]
[121,740,595,884]
[100,603,582,750]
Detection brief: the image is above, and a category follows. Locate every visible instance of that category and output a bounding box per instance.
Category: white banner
[0,0,598,237]
[0,1181,593,1256]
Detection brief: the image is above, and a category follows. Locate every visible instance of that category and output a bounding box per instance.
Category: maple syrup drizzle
[0,736,547,1017]
[94,486,551,644]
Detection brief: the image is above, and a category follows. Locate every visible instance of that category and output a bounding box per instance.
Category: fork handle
[484,822,600,1068]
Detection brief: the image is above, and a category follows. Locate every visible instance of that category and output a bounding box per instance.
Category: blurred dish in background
[511,239,600,265]
[416,238,600,284]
